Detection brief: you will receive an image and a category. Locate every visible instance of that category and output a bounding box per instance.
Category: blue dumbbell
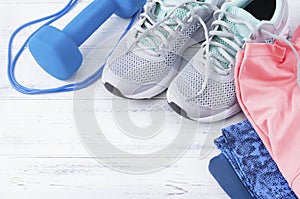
[29,0,146,80]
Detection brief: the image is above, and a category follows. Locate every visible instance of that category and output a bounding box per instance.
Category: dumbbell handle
[63,0,116,46]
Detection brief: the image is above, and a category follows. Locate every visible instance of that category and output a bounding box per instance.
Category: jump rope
[9,0,300,95]
[7,0,141,94]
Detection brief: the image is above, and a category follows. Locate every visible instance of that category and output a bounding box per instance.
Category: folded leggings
[214,120,297,199]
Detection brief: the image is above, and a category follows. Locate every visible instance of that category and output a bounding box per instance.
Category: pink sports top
[235,27,300,197]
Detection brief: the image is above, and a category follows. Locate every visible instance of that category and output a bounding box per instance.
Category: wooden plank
[0,157,228,199]
[1,0,299,198]
[0,99,246,157]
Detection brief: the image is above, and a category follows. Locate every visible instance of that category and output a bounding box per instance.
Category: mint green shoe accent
[140,1,207,51]
[208,6,260,70]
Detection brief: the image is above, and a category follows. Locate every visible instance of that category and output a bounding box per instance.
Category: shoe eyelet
[250,34,256,40]
[176,26,184,32]
[186,15,193,23]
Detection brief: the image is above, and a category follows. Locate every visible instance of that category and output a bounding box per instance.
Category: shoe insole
[244,0,276,21]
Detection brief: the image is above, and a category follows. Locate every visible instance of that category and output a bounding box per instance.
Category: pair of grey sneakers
[102,0,289,122]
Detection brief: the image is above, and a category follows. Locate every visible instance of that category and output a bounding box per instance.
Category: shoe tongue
[140,0,205,52]
[154,0,183,21]
[207,6,260,70]
[226,6,260,38]
[163,0,185,5]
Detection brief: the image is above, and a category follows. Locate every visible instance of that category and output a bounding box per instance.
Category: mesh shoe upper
[167,0,289,121]
[102,0,224,98]
[176,64,236,110]
[109,22,206,84]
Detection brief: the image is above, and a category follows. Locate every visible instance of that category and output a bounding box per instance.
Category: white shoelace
[188,9,257,99]
[129,0,219,56]
[136,0,176,34]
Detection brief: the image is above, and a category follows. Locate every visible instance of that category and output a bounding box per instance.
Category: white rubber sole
[123,68,179,99]
[166,88,241,123]
[190,103,241,123]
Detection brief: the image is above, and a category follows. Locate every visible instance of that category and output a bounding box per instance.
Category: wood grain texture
[1,0,300,198]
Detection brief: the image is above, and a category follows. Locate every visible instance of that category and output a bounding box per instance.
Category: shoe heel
[279,21,290,39]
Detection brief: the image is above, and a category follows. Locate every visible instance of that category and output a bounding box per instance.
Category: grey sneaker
[167,0,289,122]
[102,0,224,99]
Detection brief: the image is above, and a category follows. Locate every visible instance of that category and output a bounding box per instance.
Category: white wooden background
[1,0,299,198]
